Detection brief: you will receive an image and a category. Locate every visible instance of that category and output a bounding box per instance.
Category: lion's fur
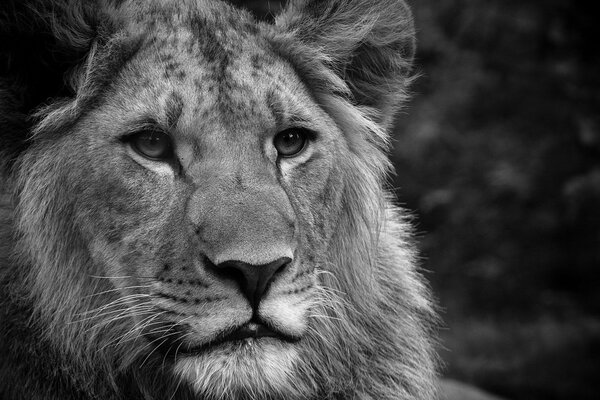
[0,1,438,399]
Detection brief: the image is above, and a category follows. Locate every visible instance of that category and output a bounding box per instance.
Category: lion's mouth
[151,320,298,357]
[220,321,281,342]
[182,322,298,355]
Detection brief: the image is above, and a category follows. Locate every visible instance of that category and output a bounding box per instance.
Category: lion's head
[0,1,437,399]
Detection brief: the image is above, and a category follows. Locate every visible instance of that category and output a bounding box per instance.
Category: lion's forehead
[114,1,305,125]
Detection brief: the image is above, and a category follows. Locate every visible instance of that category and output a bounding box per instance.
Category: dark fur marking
[193,78,204,92]
[157,274,209,289]
[189,14,228,66]
[188,14,255,120]
[159,52,175,62]
[251,53,263,71]
[282,285,312,296]
[188,279,209,288]
[235,171,245,189]
[165,60,181,73]
[266,89,284,127]
[156,292,222,304]
[105,226,123,243]
[175,70,186,80]
[165,91,184,128]
[290,269,313,284]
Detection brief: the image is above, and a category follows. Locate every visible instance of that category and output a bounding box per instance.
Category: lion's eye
[129,130,174,160]
[273,128,309,158]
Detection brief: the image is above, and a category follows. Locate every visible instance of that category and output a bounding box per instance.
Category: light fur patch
[260,294,310,335]
[175,341,299,399]
[125,146,176,177]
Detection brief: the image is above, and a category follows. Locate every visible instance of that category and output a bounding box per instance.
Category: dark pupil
[276,131,304,156]
[137,132,168,158]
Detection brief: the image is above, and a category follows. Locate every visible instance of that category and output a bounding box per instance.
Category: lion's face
[20,6,346,397]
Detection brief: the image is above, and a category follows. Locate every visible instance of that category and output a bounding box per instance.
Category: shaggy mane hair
[1,1,438,399]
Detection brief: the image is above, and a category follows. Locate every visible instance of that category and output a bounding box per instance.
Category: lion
[0,0,438,399]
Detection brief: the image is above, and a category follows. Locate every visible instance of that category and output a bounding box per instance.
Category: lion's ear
[0,0,115,173]
[272,0,415,127]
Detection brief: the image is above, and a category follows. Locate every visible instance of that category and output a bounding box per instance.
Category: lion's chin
[174,338,301,399]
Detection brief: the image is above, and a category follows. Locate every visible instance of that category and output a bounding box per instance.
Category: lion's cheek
[288,160,346,262]
[76,170,181,245]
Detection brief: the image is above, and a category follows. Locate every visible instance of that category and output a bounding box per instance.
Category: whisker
[133,316,182,355]
[74,294,151,319]
[88,275,155,280]
[83,285,153,299]
[81,309,155,336]
[78,302,154,327]
[138,314,195,368]
[308,312,343,322]
[139,334,175,368]
[97,310,170,352]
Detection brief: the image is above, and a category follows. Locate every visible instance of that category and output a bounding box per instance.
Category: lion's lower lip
[175,321,297,355]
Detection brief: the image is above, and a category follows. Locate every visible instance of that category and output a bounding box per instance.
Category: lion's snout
[187,171,297,266]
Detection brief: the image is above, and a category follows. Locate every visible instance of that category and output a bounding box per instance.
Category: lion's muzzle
[187,162,298,310]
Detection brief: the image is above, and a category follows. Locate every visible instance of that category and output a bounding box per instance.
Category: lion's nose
[213,257,291,308]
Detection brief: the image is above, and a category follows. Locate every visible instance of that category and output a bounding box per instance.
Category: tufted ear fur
[271,0,416,129]
[0,0,136,174]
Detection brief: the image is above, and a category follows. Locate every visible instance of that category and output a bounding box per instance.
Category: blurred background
[233,1,600,399]
[392,2,599,399]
